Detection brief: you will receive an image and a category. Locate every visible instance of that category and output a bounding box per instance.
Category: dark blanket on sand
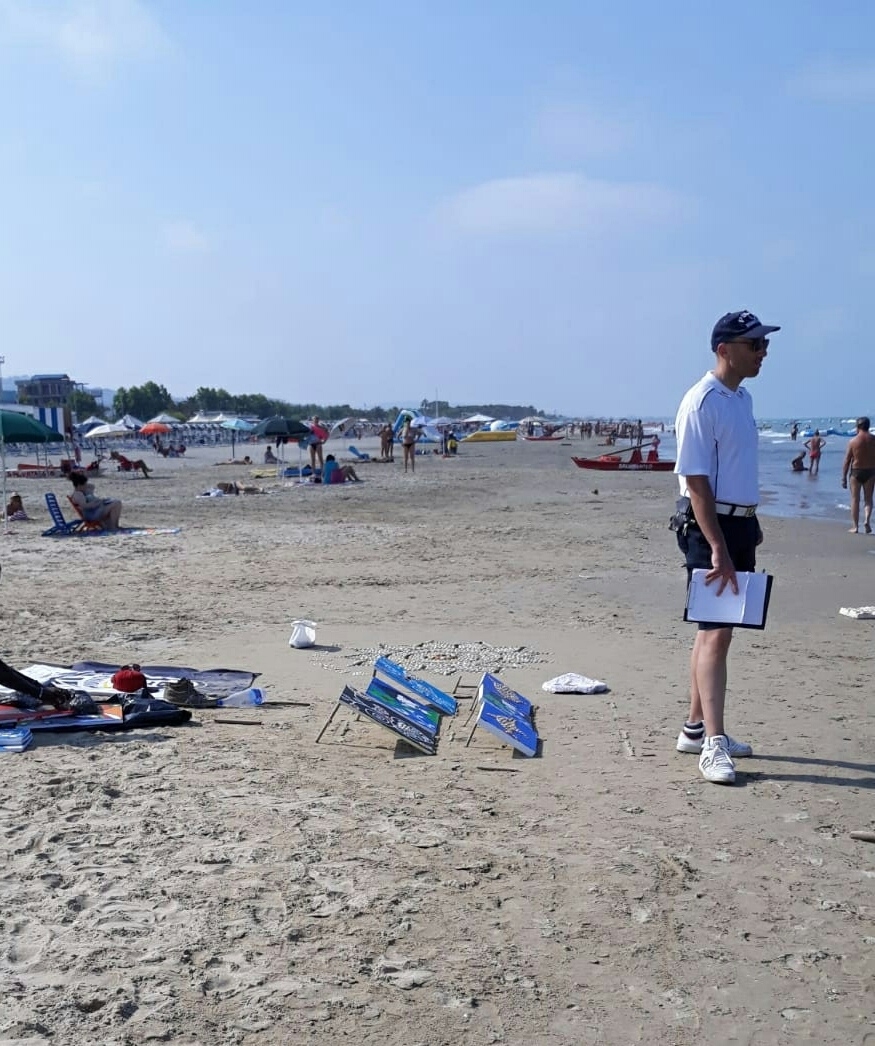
[69,662,258,698]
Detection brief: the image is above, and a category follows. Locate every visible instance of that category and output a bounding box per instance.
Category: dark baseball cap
[711,310,780,351]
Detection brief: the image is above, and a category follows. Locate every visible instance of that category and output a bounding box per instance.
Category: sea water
[654,417,859,524]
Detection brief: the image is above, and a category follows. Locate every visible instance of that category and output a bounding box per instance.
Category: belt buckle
[744,505,755,518]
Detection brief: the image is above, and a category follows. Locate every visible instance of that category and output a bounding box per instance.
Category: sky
[1,0,874,417]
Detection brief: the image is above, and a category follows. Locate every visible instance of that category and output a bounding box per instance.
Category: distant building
[16,373,77,408]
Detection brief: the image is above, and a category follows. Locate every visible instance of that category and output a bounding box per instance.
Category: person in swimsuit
[308,417,328,472]
[841,416,875,533]
[791,451,807,472]
[803,430,825,475]
[4,492,29,521]
[401,419,418,473]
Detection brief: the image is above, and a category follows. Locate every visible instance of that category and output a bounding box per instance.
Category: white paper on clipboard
[685,569,773,627]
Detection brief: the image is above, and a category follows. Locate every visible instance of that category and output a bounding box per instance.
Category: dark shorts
[677,516,758,630]
[851,467,875,485]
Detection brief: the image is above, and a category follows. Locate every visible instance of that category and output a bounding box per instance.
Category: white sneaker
[698,735,736,784]
[676,731,753,757]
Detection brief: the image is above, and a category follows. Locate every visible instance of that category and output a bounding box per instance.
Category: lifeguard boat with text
[572,445,675,472]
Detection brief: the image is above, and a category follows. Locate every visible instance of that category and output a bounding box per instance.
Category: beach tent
[118,414,144,430]
[147,412,180,425]
[78,415,106,431]
[463,413,494,424]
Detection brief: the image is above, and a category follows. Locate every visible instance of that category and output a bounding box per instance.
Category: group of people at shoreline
[789,421,875,533]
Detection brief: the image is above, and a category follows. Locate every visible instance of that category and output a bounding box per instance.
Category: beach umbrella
[85,422,131,439]
[252,416,311,439]
[221,417,255,456]
[0,410,64,534]
[253,417,311,476]
[147,412,179,425]
[140,422,172,437]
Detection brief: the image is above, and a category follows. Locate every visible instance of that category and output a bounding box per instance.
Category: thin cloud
[535,102,634,156]
[0,0,169,76]
[436,172,683,237]
[788,59,875,102]
[163,220,210,253]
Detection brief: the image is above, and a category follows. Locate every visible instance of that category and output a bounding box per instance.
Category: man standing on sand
[841,417,875,534]
[673,309,780,785]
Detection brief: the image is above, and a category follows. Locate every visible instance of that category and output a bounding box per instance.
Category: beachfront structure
[16,373,77,408]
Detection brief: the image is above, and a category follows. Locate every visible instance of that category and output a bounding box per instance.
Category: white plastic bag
[542,673,608,694]
[289,619,317,648]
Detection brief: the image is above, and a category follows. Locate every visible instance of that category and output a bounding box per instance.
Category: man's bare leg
[849,478,861,532]
[864,479,875,533]
[689,627,733,737]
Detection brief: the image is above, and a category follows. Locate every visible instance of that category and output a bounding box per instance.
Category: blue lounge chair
[41,493,103,537]
[348,444,371,461]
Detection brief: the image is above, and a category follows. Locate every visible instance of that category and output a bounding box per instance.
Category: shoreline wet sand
[1,438,873,1044]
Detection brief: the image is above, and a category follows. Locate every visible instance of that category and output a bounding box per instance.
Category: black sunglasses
[731,337,769,352]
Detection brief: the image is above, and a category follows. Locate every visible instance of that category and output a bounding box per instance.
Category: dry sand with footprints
[1,437,873,1045]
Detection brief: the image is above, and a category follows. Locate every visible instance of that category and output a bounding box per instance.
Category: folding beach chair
[66,495,106,533]
[41,492,103,537]
[347,444,371,461]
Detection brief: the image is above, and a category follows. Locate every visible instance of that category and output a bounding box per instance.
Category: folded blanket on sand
[542,673,609,694]
[839,606,875,619]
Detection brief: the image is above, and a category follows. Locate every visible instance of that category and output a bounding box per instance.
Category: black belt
[714,502,757,517]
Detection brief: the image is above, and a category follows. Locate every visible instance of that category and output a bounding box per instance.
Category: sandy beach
[1,437,873,1045]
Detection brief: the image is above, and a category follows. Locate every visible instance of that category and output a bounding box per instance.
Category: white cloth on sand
[839,606,875,619]
[542,673,608,694]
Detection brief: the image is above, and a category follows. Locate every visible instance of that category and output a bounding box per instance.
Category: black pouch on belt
[668,496,693,533]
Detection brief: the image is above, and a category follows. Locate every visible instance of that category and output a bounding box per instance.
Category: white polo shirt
[674,371,759,505]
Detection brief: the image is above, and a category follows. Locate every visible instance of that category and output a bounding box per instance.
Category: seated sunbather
[322,454,361,484]
[69,471,123,530]
[110,450,151,477]
[4,492,29,521]
[264,446,278,464]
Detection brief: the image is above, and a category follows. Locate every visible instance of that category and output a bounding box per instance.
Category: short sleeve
[675,397,715,477]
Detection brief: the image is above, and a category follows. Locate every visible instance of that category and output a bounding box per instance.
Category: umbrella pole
[1,430,7,535]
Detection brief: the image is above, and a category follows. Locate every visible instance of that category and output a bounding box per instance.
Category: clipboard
[684,569,774,629]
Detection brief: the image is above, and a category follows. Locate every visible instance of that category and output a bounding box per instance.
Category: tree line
[69,382,547,423]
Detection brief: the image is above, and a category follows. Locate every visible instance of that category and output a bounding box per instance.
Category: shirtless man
[841,416,875,533]
[803,430,825,476]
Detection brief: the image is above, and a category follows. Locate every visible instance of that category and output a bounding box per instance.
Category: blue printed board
[478,673,533,717]
[374,656,457,716]
[365,678,441,736]
[476,700,539,758]
[338,685,438,755]
[473,674,539,758]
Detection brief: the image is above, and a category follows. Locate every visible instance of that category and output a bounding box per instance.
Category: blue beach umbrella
[221,418,255,456]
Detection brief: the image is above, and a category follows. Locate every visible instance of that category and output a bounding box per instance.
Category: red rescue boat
[572,446,675,472]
